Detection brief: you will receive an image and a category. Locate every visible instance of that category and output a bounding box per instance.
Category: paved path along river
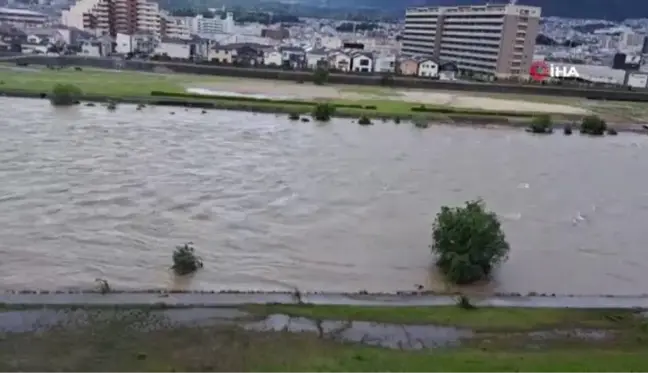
[1,98,648,295]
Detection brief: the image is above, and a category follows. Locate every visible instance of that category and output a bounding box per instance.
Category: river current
[0,98,647,295]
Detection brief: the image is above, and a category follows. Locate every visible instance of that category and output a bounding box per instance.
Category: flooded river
[0,97,647,295]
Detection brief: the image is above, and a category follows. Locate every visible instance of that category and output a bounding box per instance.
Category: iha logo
[529,61,580,81]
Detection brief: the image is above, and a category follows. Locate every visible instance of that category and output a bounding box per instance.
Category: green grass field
[0,67,192,96]
[245,304,640,331]
[0,66,583,123]
[1,304,647,371]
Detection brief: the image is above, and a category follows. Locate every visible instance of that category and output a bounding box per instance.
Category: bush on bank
[50,83,82,106]
[172,243,203,275]
[431,199,510,284]
[580,115,607,135]
[313,68,329,85]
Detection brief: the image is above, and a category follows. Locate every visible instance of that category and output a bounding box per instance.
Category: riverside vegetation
[42,80,621,134]
[0,66,599,127]
[527,114,619,136]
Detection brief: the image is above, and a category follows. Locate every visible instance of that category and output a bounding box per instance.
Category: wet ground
[0,306,627,351]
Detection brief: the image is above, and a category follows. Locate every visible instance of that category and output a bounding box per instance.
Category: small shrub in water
[50,83,82,106]
[95,278,111,294]
[288,112,300,120]
[563,124,572,135]
[607,128,618,135]
[172,243,203,275]
[106,101,117,110]
[394,117,401,124]
[312,102,335,121]
[358,116,372,125]
[528,114,553,134]
[414,119,428,128]
[580,115,606,136]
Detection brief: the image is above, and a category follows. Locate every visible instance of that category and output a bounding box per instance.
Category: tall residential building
[61,0,164,37]
[402,3,541,78]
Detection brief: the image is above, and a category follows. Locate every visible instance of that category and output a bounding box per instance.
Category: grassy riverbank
[245,304,641,331]
[1,303,647,371]
[0,66,588,125]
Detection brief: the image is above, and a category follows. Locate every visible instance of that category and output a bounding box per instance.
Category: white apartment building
[185,12,234,35]
[619,31,645,52]
[402,2,541,78]
[0,7,47,27]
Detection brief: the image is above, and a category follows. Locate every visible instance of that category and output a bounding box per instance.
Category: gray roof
[350,50,372,59]
[279,46,304,53]
[218,42,270,50]
[307,48,328,55]
[161,37,192,44]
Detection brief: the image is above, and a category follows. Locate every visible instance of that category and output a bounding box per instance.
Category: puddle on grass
[243,313,472,350]
[0,308,619,350]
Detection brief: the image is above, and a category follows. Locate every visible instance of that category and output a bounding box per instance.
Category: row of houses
[151,40,457,79]
[0,24,457,79]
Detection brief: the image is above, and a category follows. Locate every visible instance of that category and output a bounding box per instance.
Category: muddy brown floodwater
[0,97,647,295]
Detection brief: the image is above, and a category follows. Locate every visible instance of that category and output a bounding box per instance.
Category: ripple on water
[0,97,648,295]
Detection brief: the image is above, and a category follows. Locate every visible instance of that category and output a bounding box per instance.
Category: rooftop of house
[349,50,372,59]
[279,45,304,53]
[160,37,193,44]
[306,47,327,55]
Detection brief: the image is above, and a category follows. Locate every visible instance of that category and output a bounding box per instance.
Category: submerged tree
[172,243,203,275]
[431,199,510,284]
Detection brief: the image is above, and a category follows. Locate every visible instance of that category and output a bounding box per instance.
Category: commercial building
[619,31,644,52]
[188,13,234,35]
[0,7,47,27]
[402,2,541,79]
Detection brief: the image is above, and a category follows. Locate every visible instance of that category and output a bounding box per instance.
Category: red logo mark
[529,60,550,81]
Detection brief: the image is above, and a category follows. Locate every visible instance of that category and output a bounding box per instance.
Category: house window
[359,59,369,66]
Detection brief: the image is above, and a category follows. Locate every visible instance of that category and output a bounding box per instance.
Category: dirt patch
[188,79,589,115]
